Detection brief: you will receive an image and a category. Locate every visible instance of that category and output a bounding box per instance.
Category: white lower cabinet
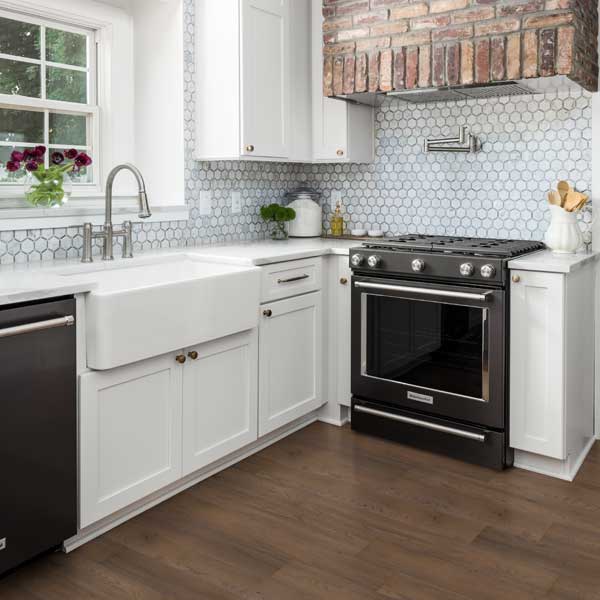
[80,330,258,528]
[333,258,352,407]
[182,330,258,475]
[259,291,323,435]
[509,263,595,480]
[80,354,183,528]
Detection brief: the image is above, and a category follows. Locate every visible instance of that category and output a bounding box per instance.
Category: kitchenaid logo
[0,538,6,551]
[407,391,434,405]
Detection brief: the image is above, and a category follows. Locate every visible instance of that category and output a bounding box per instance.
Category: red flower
[65,148,78,160]
[25,160,39,172]
[75,152,93,168]
[6,160,20,172]
[34,145,47,157]
[10,150,24,163]
[23,148,37,160]
[51,152,65,165]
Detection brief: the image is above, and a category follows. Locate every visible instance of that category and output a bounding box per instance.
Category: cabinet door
[80,354,183,528]
[241,0,290,159]
[313,96,348,161]
[182,331,258,475]
[510,270,565,459]
[335,259,352,407]
[259,291,323,435]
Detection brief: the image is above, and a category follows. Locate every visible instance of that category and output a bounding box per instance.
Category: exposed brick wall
[323,0,598,95]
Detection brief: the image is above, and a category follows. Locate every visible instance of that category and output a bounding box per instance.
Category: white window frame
[0,0,187,231]
[0,7,101,200]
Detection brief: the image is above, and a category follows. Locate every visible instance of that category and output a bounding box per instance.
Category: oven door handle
[354,405,486,443]
[354,281,492,302]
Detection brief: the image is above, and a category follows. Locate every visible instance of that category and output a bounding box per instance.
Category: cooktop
[361,235,545,258]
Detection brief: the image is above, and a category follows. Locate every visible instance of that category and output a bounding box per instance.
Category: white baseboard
[64,411,320,553]
[318,415,350,427]
[514,437,596,482]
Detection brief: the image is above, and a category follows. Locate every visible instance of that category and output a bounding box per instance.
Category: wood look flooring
[2,423,600,599]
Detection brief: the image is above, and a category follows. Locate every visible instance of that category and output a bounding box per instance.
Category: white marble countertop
[0,238,359,307]
[508,249,600,274]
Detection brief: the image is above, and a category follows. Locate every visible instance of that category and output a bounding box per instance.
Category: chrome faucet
[81,164,152,262]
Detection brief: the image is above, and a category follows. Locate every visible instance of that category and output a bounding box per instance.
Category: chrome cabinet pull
[354,405,486,443]
[354,281,492,302]
[277,274,310,284]
[0,315,75,339]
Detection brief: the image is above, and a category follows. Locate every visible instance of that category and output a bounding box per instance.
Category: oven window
[364,295,485,400]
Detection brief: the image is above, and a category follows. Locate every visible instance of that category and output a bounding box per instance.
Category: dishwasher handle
[0,315,75,339]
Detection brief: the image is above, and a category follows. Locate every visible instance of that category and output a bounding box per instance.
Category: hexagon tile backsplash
[312,92,592,241]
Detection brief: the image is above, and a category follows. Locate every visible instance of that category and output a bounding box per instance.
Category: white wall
[131,0,185,207]
[592,2,600,438]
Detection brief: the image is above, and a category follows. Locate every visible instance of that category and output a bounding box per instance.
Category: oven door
[352,275,505,429]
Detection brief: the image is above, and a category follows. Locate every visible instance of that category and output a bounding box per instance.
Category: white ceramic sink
[60,255,261,370]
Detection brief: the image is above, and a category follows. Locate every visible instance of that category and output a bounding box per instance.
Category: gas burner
[362,235,544,258]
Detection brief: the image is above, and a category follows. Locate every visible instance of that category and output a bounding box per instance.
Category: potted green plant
[260,203,296,240]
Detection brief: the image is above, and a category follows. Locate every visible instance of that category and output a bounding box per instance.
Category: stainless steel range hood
[337,75,585,107]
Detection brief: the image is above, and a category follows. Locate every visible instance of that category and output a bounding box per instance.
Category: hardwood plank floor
[2,423,600,599]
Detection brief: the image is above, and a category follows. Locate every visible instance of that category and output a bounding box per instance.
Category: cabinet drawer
[261,257,322,303]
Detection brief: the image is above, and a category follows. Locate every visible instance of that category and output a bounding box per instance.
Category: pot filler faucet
[81,164,152,262]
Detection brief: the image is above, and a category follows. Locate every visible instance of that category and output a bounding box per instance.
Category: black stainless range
[350,235,544,470]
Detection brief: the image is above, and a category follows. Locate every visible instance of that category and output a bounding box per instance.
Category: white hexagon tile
[0,0,592,263]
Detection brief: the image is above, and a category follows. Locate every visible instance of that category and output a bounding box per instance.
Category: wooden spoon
[564,191,587,212]
[547,190,562,206]
[557,181,571,206]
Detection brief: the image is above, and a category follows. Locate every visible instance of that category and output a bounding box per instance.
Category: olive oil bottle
[330,201,345,237]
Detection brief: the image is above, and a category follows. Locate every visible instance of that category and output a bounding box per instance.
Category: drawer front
[261,258,322,303]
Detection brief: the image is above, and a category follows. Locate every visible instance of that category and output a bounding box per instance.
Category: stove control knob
[460,263,475,277]
[367,255,381,268]
[481,264,496,279]
[350,254,364,267]
[411,259,425,273]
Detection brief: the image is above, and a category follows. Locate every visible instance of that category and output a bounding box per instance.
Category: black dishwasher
[0,297,77,577]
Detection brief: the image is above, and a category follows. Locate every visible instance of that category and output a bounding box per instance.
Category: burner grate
[362,235,544,258]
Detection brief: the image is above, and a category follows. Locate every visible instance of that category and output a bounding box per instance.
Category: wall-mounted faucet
[82,164,152,262]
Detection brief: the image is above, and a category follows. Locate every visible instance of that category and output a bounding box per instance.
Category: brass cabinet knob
[336,149,344,156]
[263,309,273,317]
[175,354,186,364]
[246,144,255,152]
[340,277,348,285]
[512,275,521,283]
[188,351,199,360]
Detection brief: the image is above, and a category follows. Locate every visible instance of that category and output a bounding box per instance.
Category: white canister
[544,204,583,254]
[285,184,322,238]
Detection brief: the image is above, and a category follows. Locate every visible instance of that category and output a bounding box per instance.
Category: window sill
[0,201,189,231]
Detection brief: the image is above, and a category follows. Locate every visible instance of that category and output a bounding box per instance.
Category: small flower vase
[270,221,289,241]
[544,204,583,254]
[23,170,72,208]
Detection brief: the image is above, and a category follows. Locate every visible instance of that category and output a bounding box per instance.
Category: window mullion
[40,25,46,101]
[44,110,50,167]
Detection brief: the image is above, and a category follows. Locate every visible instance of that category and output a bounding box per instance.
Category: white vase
[544,204,583,254]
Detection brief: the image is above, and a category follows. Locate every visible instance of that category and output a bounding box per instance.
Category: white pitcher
[544,204,583,254]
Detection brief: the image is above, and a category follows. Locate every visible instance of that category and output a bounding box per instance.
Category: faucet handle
[82,222,94,263]
[121,221,133,259]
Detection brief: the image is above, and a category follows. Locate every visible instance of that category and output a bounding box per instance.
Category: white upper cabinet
[195,0,309,162]
[195,0,372,163]
[241,0,290,159]
[311,0,374,163]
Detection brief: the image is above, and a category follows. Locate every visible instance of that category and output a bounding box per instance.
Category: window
[0,11,97,189]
